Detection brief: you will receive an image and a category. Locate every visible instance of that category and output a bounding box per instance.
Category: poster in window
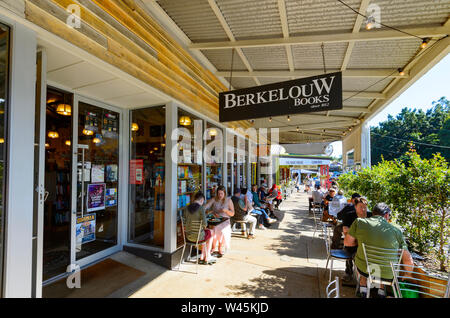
[76,213,96,245]
[106,164,118,182]
[87,183,106,212]
[92,164,105,183]
[130,159,144,185]
[85,111,99,133]
[105,188,118,207]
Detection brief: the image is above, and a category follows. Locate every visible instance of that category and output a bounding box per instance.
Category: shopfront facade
[0,3,258,297]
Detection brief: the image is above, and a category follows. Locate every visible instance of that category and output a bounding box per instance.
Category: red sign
[130,159,144,185]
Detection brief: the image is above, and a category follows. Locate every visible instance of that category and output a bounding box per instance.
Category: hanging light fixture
[365,15,375,30]
[296,127,299,132]
[83,129,94,136]
[45,143,50,148]
[131,123,139,131]
[48,131,59,139]
[398,68,405,76]
[420,38,429,49]
[287,115,291,122]
[179,116,192,126]
[269,117,272,122]
[0,138,4,143]
[56,103,72,116]
[209,128,218,137]
[93,134,102,144]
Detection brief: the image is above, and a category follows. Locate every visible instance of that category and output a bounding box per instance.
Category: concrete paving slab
[101,191,356,298]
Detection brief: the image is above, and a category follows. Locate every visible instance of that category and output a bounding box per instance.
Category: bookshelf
[205,164,222,200]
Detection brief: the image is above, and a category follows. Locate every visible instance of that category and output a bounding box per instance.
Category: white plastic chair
[391,263,450,298]
[360,243,404,298]
[326,276,340,298]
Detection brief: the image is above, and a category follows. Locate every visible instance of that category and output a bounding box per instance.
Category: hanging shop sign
[219,72,342,122]
[279,157,331,166]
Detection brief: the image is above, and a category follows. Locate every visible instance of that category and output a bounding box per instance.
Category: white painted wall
[4,19,37,298]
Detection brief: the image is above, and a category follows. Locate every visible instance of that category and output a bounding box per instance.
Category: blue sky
[331,53,450,158]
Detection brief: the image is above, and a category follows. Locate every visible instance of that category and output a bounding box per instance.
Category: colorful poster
[106,164,118,182]
[76,213,96,245]
[87,183,106,212]
[105,188,118,207]
[130,159,144,185]
[92,164,105,183]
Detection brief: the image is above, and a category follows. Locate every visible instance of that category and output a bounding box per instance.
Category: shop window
[176,109,203,248]
[129,106,166,248]
[205,122,222,200]
[0,22,9,298]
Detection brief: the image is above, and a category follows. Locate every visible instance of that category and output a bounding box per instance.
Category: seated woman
[204,185,234,257]
[242,187,276,230]
[185,192,215,265]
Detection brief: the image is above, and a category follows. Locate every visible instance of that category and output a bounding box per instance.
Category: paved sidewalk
[107,191,355,298]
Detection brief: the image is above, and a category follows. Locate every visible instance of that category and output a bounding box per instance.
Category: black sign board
[219,72,342,122]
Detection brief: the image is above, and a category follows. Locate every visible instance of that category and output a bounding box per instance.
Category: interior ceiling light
[48,131,59,139]
[287,115,291,121]
[179,116,192,126]
[65,140,71,146]
[209,128,217,136]
[93,134,102,144]
[365,15,375,30]
[45,143,50,148]
[420,38,429,49]
[0,138,4,143]
[83,129,94,136]
[269,117,272,122]
[131,123,139,131]
[56,103,72,116]
[296,127,299,132]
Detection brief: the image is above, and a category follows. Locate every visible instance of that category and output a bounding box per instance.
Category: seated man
[344,203,414,298]
[231,188,257,239]
[332,193,362,248]
[322,187,336,222]
[328,190,347,219]
[334,196,372,283]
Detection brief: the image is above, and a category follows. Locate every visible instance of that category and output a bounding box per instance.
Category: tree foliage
[371,97,450,165]
[339,149,450,272]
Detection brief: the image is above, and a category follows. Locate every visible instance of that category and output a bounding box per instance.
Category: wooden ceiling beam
[190,25,450,50]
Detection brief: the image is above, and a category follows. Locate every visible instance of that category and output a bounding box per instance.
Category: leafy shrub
[339,149,450,271]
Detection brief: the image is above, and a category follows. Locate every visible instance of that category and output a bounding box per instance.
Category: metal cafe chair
[360,243,404,298]
[326,276,340,298]
[390,263,450,298]
[312,203,330,239]
[323,224,353,282]
[177,212,205,274]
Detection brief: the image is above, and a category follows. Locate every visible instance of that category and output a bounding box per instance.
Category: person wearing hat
[344,202,414,298]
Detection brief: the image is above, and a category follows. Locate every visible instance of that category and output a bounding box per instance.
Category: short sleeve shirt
[348,216,408,279]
